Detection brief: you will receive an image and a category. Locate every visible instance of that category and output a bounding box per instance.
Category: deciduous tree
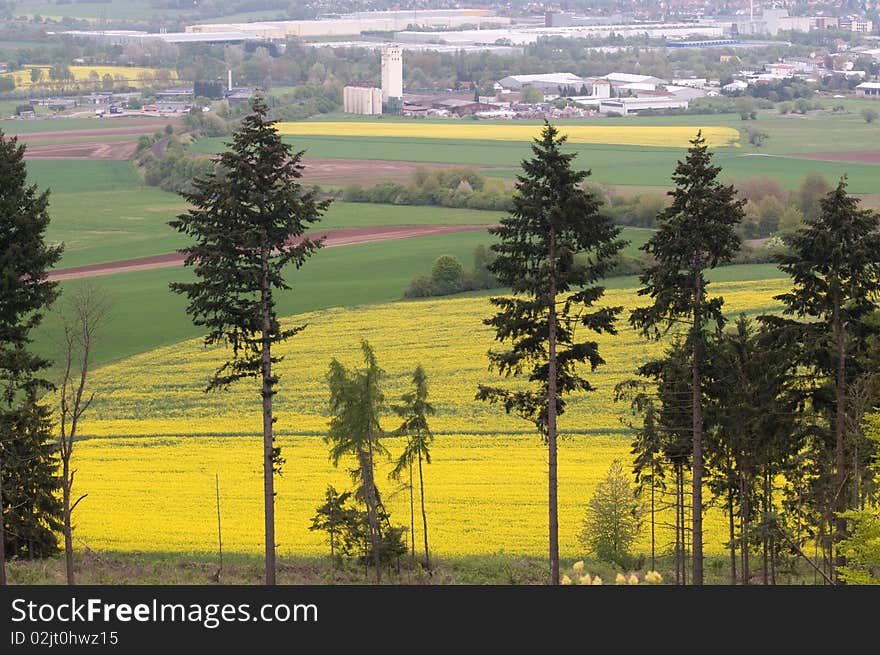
[391,365,435,571]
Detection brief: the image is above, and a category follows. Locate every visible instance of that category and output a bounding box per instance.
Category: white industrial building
[603,73,666,89]
[188,9,510,39]
[498,73,586,92]
[343,86,383,115]
[599,97,689,115]
[395,22,725,47]
[344,46,402,114]
[381,45,403,103]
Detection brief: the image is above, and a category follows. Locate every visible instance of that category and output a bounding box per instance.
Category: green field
[189,108,880,193]
[36,230,501,367]
[33,230,780,371]
[15,160,504,268]
[0,117,176,134]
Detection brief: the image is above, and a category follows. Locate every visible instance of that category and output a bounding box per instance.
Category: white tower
[381,45,403,103]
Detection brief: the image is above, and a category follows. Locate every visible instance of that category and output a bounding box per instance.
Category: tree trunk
[260,245,276,586]
[675,466,683,585]
[650,455,655,572]
[547,229,559,586]
[418,449,430,571]
[769,475,777,586]
[691,273,704,586]
[740,472,750,586]
[0,456,6,586]
[833,294,847,580]
[728,484,736,585]
[362,439,381,584]
[63,457,74,585]
[762,472,769,586]
[408,459,415,563]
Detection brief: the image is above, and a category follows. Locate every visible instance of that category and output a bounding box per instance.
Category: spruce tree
[0,130,63,583]
[169,96,329,585]
[477,121,625,585]
[761,176,880,580]
[630,132,744,585]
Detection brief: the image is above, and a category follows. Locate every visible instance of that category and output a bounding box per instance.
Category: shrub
[404,275,435,298]
[430,255,466,295]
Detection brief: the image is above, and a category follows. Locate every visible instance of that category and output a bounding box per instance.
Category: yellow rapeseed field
[71,278,788,558]
[2,65,178,90]
[276,121,741,148]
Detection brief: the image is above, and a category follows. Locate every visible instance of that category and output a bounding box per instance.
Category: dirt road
[49,224,492,282]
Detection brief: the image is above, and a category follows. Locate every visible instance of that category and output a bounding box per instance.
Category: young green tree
[477,122,625,585]
[578,460,643,567]
[326,340,388,583]
[630,132,745,585]
[169,96,329,585]
[762,177,880,580]
[390,365,435,571]
[309,485,357,582]
[837,412,880,584]
[0,130,63,585]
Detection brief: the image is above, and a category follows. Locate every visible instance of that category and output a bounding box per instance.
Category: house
[855,82,880,97]
[765,63,796,78]
[722,80,749,93]
[225,87,256,105]
[432,98,500,116]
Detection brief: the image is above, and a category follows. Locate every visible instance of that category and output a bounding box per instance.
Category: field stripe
[48,224,492,281]
[277,122,741,148]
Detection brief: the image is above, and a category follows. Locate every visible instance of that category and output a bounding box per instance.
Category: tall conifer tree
[477,122,624,585]
[0,130,63,584]
[169,96,329,585]
[762,177,880,580]
[630,132,744,585]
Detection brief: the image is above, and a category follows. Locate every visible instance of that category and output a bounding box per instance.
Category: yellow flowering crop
[70,278,789,558]
[3,65,178,90]
[276,122,740,149]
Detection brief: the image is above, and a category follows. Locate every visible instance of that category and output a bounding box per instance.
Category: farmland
[190,108,880,194]
[2,92,875,587]
[275,122,743,148]
[67,278,790,559]
[2,65,178,89]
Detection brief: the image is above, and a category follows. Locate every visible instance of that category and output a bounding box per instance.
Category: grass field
[64,277,791,559]
[9,159,504,268]
[185,109,880,193]
[35,231,504,366]
[1,117,174,134]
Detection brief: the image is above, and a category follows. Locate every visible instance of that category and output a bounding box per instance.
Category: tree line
[2,98,879,586]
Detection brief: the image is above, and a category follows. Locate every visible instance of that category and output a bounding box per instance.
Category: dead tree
[57,284,110,585]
